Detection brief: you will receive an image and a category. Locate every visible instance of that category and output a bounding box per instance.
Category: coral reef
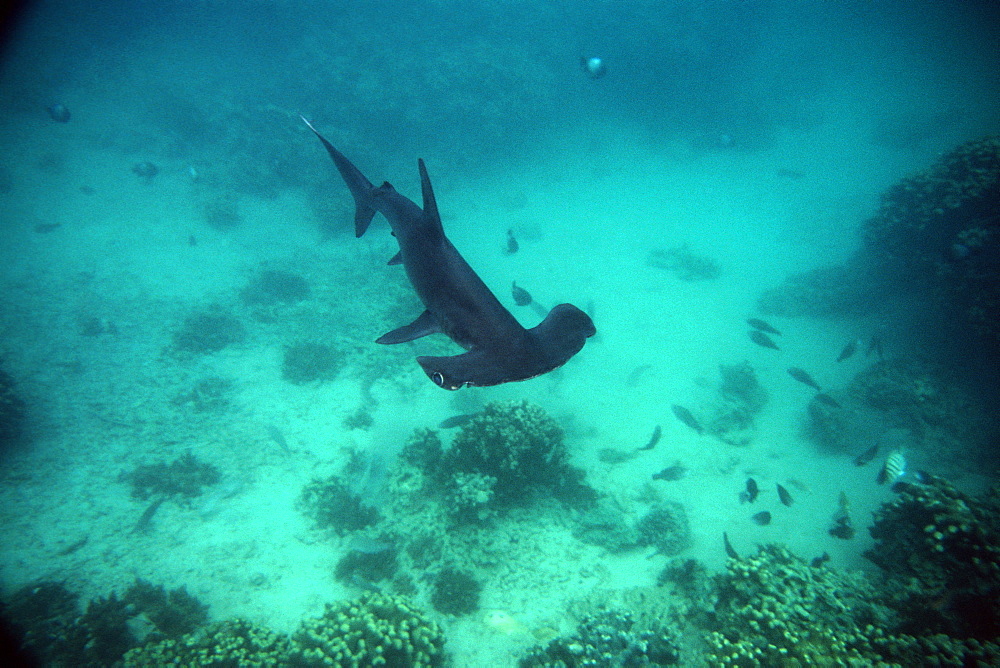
[171,376,234,413]
[2,581,80,665]
[866,474,1000,640]
[335,544,399,587]
[0,365,26,447]
[705,543,999,666]
[297,475,380,534]
[281,342,340,384]
[635,501,692,557]
[761,136,1000,351]
[430,568,481,616]
[756,264,874,318]
[520,610,680,666]
[241,270,311,306]
[573,499,690,557]
[123,619,291,666]
[119,451,221,502]
[698,362,769,446]
[291,592,445,666]
[172,309,246,354]
[439,400,593,511]
[203,196,242,231]
[805,358,991,464]
[647,244,720,281]
[4,579,212,666]
[241,269,311,322]
[122,579,208,639]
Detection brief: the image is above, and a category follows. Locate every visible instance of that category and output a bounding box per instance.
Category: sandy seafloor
[0,92,996,665]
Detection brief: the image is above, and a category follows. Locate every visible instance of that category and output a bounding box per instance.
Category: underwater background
[1,0,999,665]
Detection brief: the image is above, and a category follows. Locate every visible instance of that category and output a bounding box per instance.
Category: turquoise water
[1,1,998,665]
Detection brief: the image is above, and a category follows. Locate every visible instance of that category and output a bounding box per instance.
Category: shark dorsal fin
[418,159,444,236]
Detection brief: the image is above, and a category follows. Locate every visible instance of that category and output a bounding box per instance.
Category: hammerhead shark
[303,118,596,389]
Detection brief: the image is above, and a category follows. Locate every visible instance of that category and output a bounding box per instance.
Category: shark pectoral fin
[376,310,441,345]
[387,251,403,266]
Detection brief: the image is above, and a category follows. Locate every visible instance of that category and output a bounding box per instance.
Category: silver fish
[877,450,906,485]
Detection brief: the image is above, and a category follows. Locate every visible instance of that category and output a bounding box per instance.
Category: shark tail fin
[301,116,378,237]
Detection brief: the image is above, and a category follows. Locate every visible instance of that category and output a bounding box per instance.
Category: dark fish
[671,405,703,435]
[752,511,771,526]
[776,483,794,506]
[132,161,159,180]
[723,532,738,559]
[511,281,532,306]
[867,334,884,360]
[747,318,781,336]
[438,413,475,429]
[775,168,805,180]
[132,495,168,534]
[836,339,858,362]
[56,536,89,556]
[749,330,780,350]
[652,463,687,481]
[33,222,62,234]
[814,393,841,409]
[787,367,821,392]
[810,552,831,568]
[47,103,70,123]
[741,477,759,503]
[626,364,653,386]
[853,443,879,467]
[828,519,855,539]
[265,424,290,453]
[638,425,661,451]
[504,229,519,255]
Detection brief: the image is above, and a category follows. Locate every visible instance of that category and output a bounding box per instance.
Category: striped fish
[876,450,906,485]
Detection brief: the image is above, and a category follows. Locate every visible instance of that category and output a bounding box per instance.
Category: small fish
[626,364,653,386]
[265,424,291,453]
[867,334,884,359]
[776,483,794,506]
[671,405,703,435]
[741,478,759,503]
[787,367,821,392]
[132,161,159,180]
[836,339,859,362]
[723,532,739,559]
[652,463,687,481]
[504,229,519,255]
[56,536,89,556]
[828,518,855,539]
[814,393,841,409]
[749,330,780,350]
[747,318,781,336]
[775,168,806,180]
[638,425,661,451]
[33,222,62,234]
[810,552,831,568]
[877,450,906,485]
[438,413,475,429]
[132,495,168,534]
[854,443,879,467]
[752,511,771,526]
[47,103,71,123]
[511,281,533,306]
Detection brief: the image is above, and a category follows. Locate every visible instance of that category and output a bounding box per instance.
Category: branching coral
[866,474,1000,640]
[291,592,445,666]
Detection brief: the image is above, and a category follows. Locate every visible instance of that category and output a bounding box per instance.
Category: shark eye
[431,372,445,387]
